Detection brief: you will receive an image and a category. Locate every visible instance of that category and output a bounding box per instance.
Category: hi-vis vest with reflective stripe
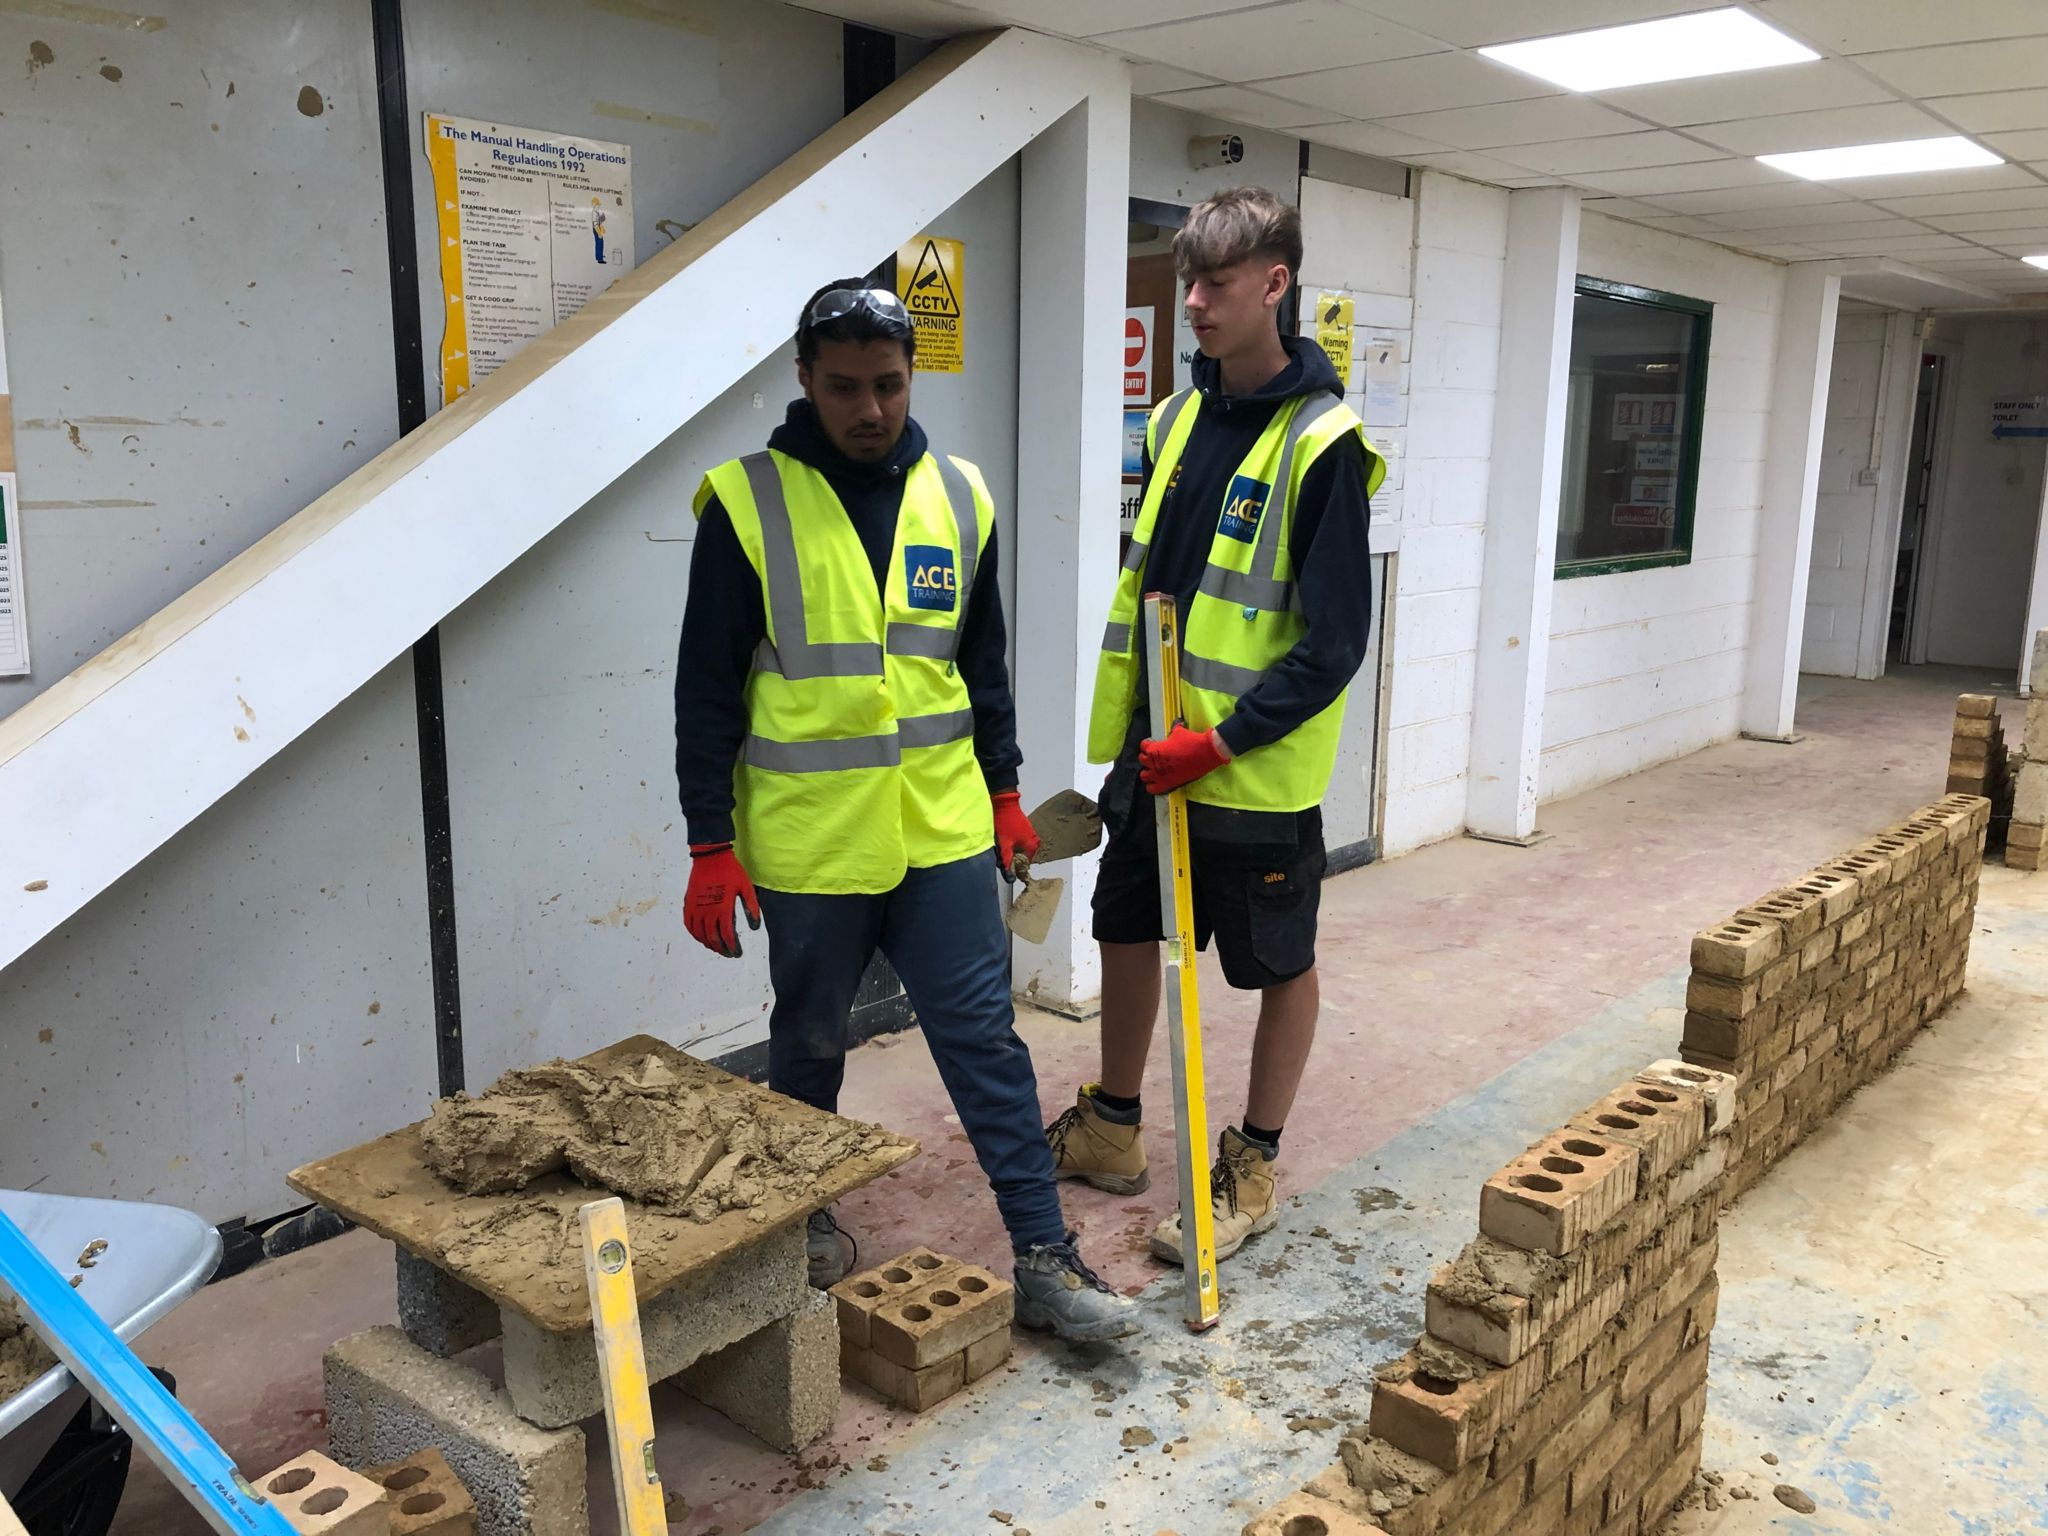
[1088,388,1386,813]
[693,449,994,895]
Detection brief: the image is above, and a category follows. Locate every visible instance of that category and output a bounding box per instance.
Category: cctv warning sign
[897,234,965,374]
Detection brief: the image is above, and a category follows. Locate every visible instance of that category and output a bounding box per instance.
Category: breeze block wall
[1243,1059,1740,1536]
[1679,793,1988,1200]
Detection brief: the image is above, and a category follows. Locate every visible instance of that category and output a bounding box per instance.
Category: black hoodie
[1133,333,1374,760]
[674,400,1019,848]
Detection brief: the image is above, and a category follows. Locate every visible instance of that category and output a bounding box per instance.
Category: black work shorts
[1091,778,1327,991]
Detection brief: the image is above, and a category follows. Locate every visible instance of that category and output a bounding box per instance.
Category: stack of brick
[2010,634,2048,871]
[1680,793,1988,1198]
[1241,1058,1740,1536]
[830,1247,1013,1412]
[1946,694,2012,848]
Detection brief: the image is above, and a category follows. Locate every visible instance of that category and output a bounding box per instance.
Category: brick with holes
[829,1249,958,1349]
[1479,1133,1640,1256]
[868,1263,1012,1369]
[1688,914,1782,980]
[365,1448,477,1536]
[1571,1083,1705,1182]
[255,1451,389,1536]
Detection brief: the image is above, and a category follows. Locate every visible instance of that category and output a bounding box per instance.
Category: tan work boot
[1149,1127,1279,1265]
[1045,1084,1150,1195]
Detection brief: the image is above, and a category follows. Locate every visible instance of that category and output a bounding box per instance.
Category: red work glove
[1139,724,1233,795]
[684,843,761,958]
[992,790,1041,881]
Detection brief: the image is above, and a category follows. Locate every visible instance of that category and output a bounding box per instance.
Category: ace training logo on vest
[906,544,957,611]
[1218,474,1271,543]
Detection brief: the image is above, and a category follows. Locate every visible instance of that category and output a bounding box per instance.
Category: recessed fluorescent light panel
[1757,137,2003,181]
[1479,9,1818,92]
[2027,255,2048,271]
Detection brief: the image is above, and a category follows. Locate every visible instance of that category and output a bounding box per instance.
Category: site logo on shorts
[1217,475,1271,543]
[905,544,958,611]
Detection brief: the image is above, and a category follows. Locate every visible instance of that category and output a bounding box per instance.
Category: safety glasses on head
[805,286,911,334]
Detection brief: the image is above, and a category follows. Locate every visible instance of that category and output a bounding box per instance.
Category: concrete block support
[324,1326,587,1536]
[677,1287,840,1453]
[499,1219,806,1429]
[395,1248,501,1359]
[1009,67,1131,1012]
[1465,187,1580,842]
[1743,263,1841,740]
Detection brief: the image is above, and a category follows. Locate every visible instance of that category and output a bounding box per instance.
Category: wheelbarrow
[0,1190,221,1533]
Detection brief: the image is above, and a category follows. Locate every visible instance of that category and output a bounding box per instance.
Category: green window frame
[1555,276,1713,580]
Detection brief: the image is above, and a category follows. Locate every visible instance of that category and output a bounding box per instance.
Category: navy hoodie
[1133,333,1375,760]
[674,401,1020,847]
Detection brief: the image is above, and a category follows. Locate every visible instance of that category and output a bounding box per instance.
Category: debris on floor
[0,1290,57,1404]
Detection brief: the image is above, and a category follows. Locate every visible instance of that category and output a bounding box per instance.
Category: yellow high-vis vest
[1088,388,1386,812]
[693,448,995,894]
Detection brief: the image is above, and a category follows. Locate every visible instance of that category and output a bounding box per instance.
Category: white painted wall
[1540,214,1782,804]
[1296,175,1411,854]
[0,0,433,1219]
[1381,172,1507,854]
[1127,99,1299,211]
[1802,308,1915,680]
[1919,316,2048,672]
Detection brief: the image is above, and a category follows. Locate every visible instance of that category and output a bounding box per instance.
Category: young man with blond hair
[1047,187,1385,1265]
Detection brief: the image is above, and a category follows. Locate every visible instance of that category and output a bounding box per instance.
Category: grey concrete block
[678,1286,840,1453]
[500,1219,806,1429]
[396,1247,503,1358]
[324,1325,587,1536]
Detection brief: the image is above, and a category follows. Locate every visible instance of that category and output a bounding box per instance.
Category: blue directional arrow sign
[1992,424,2048,439]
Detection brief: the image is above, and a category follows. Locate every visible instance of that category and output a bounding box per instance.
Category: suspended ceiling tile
[1400,147,1558,184]
[1753,0,2048,53]
[1921,209,2048,232]
[1979,236,2048,255]
[1374,94,1644,152]
[1257,47,1553,117]
[1735,242,1829,259]
[1873,185,2048,215]
[1579,196,1684,222]
[1738,217,1929,243]
[1686,100,1955,157]
[1154,83,1349,130]
[1567,159,1810,199]
[1128,61,1217,95]
[1631,180,1855,215]
[1834,164,2043,200]
[1096,1,1444,81]
[1700,201,1904,231]
[1853,36,2048,99]
[1299,118,1452,159]
[1592,60,1891,130]
[1504,132,1731,177]
[1336,0,1707,49]
[977,0,1264,36]
[1984,129,2048,162]
[1924,88,2048,135]
[1820,231,1975,253]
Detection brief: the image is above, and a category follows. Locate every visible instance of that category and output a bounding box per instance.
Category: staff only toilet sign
[897,235,965,374]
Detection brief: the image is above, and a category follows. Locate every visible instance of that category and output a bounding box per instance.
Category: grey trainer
[1014,1231,1139,1343]
[806,1208,852,1289]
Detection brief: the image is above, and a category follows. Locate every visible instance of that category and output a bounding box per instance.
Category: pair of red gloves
[681,791,1049,958]
[683,732,1230,957]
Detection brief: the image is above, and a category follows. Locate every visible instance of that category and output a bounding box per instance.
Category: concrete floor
[100,665,2040,1533]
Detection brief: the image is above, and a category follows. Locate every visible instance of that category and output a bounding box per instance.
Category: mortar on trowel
[1003,788,1104,944]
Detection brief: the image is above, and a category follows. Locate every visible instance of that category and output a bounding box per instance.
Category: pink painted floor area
[103,666,1997,1534]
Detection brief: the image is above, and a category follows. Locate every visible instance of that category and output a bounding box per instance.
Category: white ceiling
[802,0,2048,305]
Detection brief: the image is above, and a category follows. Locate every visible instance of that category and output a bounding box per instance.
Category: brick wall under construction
[1244,1058,1740,1536]
[1679,793,1988,1199]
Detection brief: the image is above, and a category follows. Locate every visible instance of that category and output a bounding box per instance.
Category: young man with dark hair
[1046,189,1386,1266]
[675,277,1135,1342]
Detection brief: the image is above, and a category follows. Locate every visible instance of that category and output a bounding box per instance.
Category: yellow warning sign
[1314,292,1355,391]
[897,234,965,374]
